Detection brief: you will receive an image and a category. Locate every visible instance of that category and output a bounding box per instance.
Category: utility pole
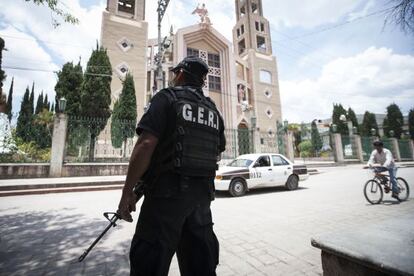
[155,0,170,92]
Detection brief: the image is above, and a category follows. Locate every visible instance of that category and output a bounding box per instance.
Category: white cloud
[280,47,414,123]
[2,26,59,116]
[0,0,106,115]
[264,0,364,29]
[146,0,235,41]
[0,0,105,65]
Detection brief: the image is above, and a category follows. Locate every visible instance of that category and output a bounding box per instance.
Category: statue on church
[191,3,212,25]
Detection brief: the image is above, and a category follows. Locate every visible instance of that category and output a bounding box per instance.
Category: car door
[271,155,292,185]
[250,155,274,188]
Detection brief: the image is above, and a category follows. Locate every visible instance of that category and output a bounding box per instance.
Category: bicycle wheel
[364,179,383,204]
[397,177,410,201]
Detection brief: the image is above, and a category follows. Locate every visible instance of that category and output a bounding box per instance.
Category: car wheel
[229,178,247,197]
[286,175,299,191]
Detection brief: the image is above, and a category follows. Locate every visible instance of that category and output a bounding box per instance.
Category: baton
[78,182,145,262]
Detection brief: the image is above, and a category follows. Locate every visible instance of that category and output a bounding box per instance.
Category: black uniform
[130,81,226,276]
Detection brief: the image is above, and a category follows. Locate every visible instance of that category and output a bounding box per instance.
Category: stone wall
[0,163,129,179]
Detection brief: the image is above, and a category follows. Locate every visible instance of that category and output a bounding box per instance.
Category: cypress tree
[29,82,35,115]
[311,120,323,154]
[0,37,5,97]
[35,92,44,114]
[6,77,13,121]
[111,73,137,156]
[80,44,112,160]
[16,87,33,142]
[44,94,50,111]
[332,104,348,135]
[383,103,404,138]
[361,111,379,137]
[50,102,55,113]
[408,108,414,139]
[347,107,359,133]
[55,61,83,115]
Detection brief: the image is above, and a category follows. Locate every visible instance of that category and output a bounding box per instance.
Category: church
[97,0,282,159]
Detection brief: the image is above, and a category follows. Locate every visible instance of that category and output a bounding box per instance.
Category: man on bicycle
[367,141,400,201]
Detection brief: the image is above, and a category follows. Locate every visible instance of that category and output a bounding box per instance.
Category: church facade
[97,0,282,158]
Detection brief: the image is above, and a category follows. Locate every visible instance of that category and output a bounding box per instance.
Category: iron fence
[64,116,136,163]
[361,136,375,161]
[341,135,358,160]
[398,139,412,160]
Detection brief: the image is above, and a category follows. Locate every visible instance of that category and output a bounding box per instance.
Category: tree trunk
[89,134,96,162]
[123,137,127,159]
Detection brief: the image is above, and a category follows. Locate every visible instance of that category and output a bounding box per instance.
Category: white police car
[215,153,308,197]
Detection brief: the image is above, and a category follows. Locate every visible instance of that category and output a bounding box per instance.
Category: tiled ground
[1,165,413,275]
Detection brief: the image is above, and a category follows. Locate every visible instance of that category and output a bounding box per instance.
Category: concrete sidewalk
[0,175,126,196]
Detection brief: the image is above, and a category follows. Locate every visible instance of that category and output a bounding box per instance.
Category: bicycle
[363,167,410,204]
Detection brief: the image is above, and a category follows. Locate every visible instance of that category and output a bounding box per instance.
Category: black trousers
[129,195,219,276]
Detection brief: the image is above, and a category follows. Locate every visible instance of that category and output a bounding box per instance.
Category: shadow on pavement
[0,210,130,275]
[215,186,308,198]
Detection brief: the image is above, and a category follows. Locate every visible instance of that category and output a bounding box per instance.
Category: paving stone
[0,166,412,275]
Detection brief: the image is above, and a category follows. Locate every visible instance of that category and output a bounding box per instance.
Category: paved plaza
[1,165,413,276]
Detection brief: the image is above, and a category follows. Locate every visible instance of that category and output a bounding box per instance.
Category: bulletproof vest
[152,86,221,178]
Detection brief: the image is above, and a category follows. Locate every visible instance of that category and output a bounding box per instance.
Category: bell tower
[106,0,145,21]
[233,0,272,56]
[232,0,282,152]
[101,0,148,117]
[97,0,148,158]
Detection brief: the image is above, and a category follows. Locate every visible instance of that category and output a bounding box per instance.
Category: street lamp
[389,130,395,137]
[58,97,67,113]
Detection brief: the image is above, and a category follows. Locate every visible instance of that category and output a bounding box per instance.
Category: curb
[0,184,123,197]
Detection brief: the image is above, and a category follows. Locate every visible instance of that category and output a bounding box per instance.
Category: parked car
[215,153,308,197]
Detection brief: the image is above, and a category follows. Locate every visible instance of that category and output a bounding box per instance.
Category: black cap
[171,56,209,78]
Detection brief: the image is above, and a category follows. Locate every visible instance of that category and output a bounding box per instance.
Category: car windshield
[227,158,253,167]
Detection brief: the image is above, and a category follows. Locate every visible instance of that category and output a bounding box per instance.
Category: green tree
[80,44,112,161]
[50,102,55,113]
[111,74,137,156]
[311,121,322,154]
[111,100,123,149]
[43,94,50,111]
[16,87,33,142]
[6,77,13,121]
[25,0,79,26]
[35,92,44,114]
[29,83,35,115]
[408,108,414,139]
[347,107,359,133]
[0,37,5,94]
[288,123,302,157]
[298,140,313,158]
[32,109,53,148]
[383,103,404,138]
[332,104,348,135]
[55,61,84,115]
[361,111,379,136]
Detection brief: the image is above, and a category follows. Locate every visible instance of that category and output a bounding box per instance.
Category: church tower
[97,0,148,158]
[101,0,148,117]
[232,0,282,151]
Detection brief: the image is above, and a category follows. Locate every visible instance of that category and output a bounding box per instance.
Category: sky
[0,0,413,123]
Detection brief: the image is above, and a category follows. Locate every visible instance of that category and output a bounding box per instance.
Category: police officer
[117,56,226,276]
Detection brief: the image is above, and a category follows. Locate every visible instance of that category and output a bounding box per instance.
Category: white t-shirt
[367,148,395,168]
